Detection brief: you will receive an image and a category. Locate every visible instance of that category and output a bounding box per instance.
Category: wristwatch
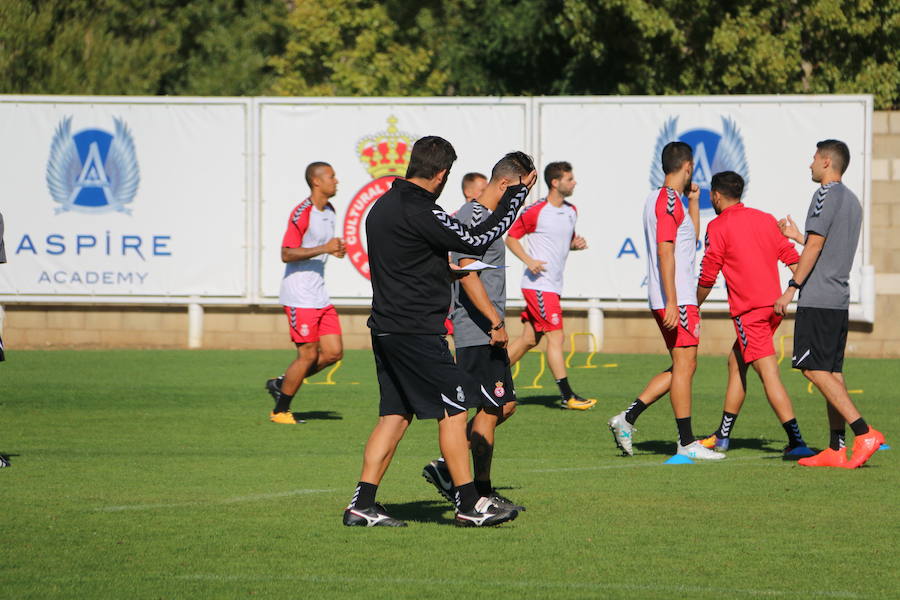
[788,279,802,290]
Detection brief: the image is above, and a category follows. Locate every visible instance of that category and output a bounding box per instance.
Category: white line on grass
[96,488,336,512]
[527,455,790,473]
[175,573,858,598]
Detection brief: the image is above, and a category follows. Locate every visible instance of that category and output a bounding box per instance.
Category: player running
[265,162,346,424]
[775,140,885,468]
[505,161,594,410]
[343,136,536,527]
[607,142,723,460]
[422,152,534,513]
[694,171,814,458]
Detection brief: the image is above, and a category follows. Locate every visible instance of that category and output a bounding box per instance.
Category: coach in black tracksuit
[343,136,536,527]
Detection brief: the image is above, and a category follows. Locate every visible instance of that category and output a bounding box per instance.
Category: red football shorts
[284,305,342,344]
[733,306,782,363]
[652,305,700,349]
[520,289,563,332]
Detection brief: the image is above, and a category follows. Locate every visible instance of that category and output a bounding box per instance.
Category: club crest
[46,116,140,214]
[649,116,749,213]
[494,381,505,398]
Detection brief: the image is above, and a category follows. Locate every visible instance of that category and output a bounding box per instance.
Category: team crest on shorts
[550,313,560,325]
[299,323,310,337]
[494,381,505,398]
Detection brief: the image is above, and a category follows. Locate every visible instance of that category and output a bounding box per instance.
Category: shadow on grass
[515,394,563,410]
[292,410,342,421]
[386,499,453,524]
[633,438,785,456]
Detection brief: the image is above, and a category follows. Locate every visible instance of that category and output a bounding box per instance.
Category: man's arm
[506,235,545,274]
[687,183,700,241]
[696,222,723,307]
[778,215,805,245]
[456,257,507,347]
[282,238,344,263]
[697,286,712,306]
[774,234,825,315]
[658,241,678,329]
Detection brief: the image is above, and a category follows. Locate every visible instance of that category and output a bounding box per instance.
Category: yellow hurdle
[512,349,546,389]
[777,334,793,366]
[565,332,599,369]
[305,360,343,385]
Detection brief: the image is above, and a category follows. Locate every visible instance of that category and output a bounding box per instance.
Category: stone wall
[3,111,900,358]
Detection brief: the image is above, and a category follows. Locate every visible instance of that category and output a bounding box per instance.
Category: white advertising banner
[0,99,249,297]
[535,97,870,302]
[257,100,529,300]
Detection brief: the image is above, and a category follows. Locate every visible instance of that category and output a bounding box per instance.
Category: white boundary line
[526,455,790,473]
[95,488,335,512]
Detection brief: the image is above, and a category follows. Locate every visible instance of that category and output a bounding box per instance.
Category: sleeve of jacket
[412,184,528,255]
[697,221,724,288]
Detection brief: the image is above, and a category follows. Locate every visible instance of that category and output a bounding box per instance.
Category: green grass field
[1,349,897,599]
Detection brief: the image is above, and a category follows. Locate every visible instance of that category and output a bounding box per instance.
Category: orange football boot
[844,428,885,469]
[798,447,847,467]
[270,411,297,424]
[699,434,717,449]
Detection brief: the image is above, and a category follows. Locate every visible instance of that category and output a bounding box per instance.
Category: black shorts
[455,344,516,409]
[792,307,848,372]
[372,332,482,420]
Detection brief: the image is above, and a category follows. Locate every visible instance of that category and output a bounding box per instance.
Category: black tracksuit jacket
[366,178,528,334]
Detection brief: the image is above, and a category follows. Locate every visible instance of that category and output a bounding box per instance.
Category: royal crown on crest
[357,116,416,179]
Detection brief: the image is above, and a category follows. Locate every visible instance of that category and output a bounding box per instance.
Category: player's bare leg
[360,414,412,484]
[268,342,318,423]
[608,367,671,456]
[307,333,343,377]
[507,321,540,365]
[700,346,747,450]
[469,407,500,483]
[670,346,697,419]
[543,328,595,409]
[753,355,794,422]
[438,410,474,489]
[802,369,861,423]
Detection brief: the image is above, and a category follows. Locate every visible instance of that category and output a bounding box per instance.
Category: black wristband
[491,321,505,331]
[788,279,802,290]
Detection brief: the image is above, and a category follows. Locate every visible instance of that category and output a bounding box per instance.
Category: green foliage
[0,0,897,107]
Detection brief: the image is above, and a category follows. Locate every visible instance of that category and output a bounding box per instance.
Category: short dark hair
[544,161,572,188]
[817,139,850,174]
[711,171,744,200]
[661,142,693,174]
[405,136,457,180]
[461,172,487,194]
[491,151,535,181]
[305,162,331,187]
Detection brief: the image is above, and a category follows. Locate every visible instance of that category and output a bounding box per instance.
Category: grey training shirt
[0,211,6,263]
[450,200,506,348]
[797,182,862,310]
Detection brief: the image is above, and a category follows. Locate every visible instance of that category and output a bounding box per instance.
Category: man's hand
[489,324,508,348]
[687,182,700,204]
[520,170,538,190]
[774,288,796,316]
[778,215,804,244]
[325,237,346,258]
[571,235,588,251]
[663,302,678,330]
[526,258,547,275]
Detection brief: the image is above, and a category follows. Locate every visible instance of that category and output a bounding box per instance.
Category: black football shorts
[792,307,848,373]
[455,344,515,409]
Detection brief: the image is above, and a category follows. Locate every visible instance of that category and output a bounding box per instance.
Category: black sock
[274,392,294,413]
[716,412,738,439]
[781,418,805,447]
[849,418,869,436]
[556,377,574,400]
[350,481,377,509]
[624,399,648,425]
[676,417,694,446]
[830,429,846,451]
[454,481,479,513]
[475,479,493,497]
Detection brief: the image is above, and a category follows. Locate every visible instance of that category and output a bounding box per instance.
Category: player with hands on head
[423,151,536,513]
[505,161,596,411]
[774,140,884,468]
[265,162,346,424]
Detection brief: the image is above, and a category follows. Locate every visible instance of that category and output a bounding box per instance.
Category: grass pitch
[0,349,897,599]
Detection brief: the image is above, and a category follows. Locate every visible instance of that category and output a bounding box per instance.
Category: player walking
[694,171,814,458]
[265,162,346,424]
[505,162,594,410]
[343,137,536,527]
[607,142,723,460]
[422,152,534,513]
[775,140,885,468]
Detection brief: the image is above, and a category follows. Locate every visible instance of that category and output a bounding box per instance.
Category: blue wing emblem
[46,117,81,213]
[649,117,678,190]
[711,116,749,191]
[105,118,140,213]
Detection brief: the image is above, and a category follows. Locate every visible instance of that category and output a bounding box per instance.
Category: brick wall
[3,111,900,357]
